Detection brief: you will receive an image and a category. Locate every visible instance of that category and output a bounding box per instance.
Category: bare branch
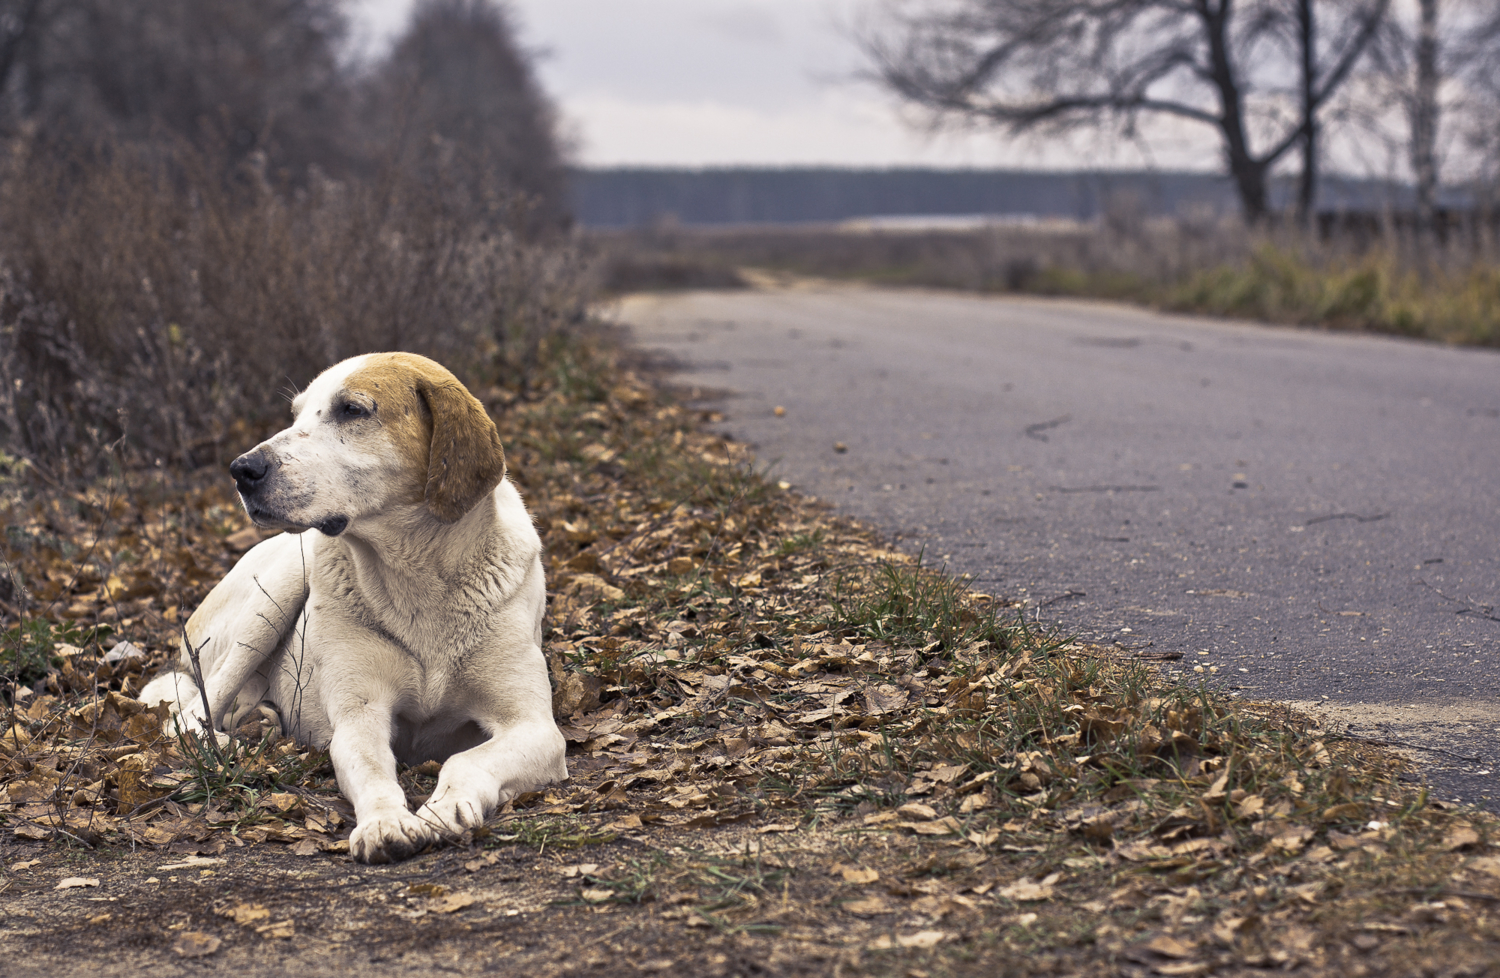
[861,0,1394,222]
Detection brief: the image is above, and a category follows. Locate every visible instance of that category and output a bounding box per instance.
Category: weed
[821,553,1014,656]
[171,726,317,817]
[2,619,111,685]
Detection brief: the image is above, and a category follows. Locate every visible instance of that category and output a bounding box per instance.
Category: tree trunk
[1296,0,1318,227]
[1197,0,1267,223]
[1411,0,1439,235]
[0,0,46,110]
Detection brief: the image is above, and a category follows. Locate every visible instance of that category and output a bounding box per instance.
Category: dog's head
[231,353,506,536]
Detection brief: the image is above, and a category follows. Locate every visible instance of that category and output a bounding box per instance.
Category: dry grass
[590,220,1500,348]
[0,136,589,479]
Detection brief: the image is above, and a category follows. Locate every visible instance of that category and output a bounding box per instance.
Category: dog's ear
[415,376,506,523]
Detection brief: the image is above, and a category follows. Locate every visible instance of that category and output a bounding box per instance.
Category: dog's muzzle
[230,449,273,497]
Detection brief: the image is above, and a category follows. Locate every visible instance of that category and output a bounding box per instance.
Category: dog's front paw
[350,808,434,864]
[415,787,489,837]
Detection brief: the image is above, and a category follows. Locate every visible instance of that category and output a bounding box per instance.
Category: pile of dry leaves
[5,340,1500,974]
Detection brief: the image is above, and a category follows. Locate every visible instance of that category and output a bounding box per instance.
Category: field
[591,218,1500,348]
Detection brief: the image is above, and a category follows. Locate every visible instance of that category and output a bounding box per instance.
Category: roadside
[612,283,1500,814]
[590,222,1500,348]
[3,331,1500,976]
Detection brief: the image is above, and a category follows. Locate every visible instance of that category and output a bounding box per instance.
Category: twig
[19,819,96,849]
[1038,589,1086,608]
[1304,512,1389,525]
[181,625,222,762]
[1419,579,1500,623]
[1395,887,1500,903]
[1024,415,1070,441]
[1327,732,1482,764]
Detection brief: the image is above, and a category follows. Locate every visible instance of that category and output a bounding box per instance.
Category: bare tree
[1365,1,1497,231]
[0,0,355,177]
[863,0,1390,224]
[0,0,44,105]
[362,0,569,231]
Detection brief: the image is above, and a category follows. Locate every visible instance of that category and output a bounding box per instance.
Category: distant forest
[569,167,1441,229]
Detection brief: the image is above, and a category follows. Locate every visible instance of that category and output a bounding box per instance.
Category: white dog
[141,352,567,863]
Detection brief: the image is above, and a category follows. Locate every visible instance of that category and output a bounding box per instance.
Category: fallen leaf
[290,837,321,857]
[1271,824,1314,853]
[1361,922,1411,934]
[434,892,477,913]
[996,872,1060,902]
[158,856,225,871]
[843,895,893,915]
[266,792,301,813]
[10,859,40,871]
[863,684,909,714]
[905,815,962,836]
[1320,802,1363,822]
[1467,855,1500,878]
[1212,915,1252,945]
[840,866,879,885]
[256,919,295,939]
[225,525,268,551]
[172,932,222,958]
[55,877,100,890]
[223,903,270,926]
[868,930,951,949]
[1444,822,1481,851]
[1235,794,1265,818]
[1146,934,1197,959]
[896,801,938,821]
[581,888,614,903]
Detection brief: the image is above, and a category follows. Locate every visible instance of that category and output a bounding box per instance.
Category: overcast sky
[349,0,1223,170]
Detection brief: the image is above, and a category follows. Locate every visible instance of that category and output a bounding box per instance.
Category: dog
[141,352,567,863]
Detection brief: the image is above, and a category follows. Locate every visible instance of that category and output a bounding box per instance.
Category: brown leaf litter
[4,342,1500,975]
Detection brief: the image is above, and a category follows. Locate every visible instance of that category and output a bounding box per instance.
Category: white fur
[141,354,566,863]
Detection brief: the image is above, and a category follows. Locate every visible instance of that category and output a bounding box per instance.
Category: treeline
[0,0,567,224]
[570,167,1441,229]
[0,0,585,478]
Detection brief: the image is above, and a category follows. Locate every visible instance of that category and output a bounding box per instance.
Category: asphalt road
[614,284,1500,808]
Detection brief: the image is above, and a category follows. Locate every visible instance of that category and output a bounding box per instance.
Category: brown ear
[415,375,506,523]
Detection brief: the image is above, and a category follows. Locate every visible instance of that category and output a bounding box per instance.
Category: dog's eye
[340,402,369,419]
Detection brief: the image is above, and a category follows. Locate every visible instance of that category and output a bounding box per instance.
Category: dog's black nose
[230,451,271,494]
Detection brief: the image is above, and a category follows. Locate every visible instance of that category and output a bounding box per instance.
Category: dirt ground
[0,822,989,978]
[7,809,1500,978]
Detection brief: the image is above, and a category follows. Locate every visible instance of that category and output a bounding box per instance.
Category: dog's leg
[138,672,230,747]
[415,718,568,836]
[332,710,438,863]
[144,533,309,739]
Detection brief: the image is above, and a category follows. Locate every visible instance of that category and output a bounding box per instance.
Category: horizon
[349,0,1228,173]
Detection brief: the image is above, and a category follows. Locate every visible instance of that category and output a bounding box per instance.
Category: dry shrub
[0,135,590,477]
